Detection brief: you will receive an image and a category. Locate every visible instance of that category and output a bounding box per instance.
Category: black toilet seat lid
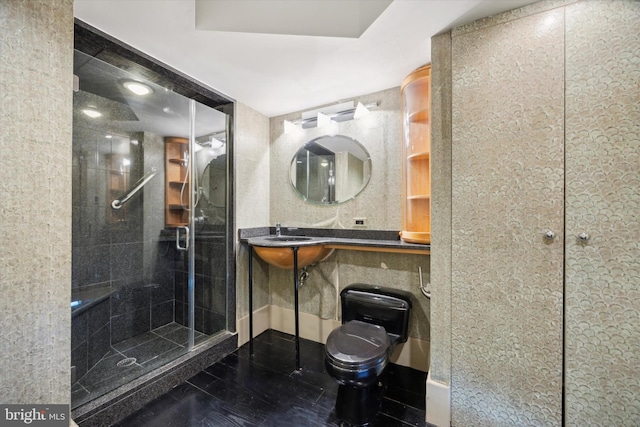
[326,320,390,368]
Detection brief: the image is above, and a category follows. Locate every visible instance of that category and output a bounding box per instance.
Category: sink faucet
[275,223,281,236]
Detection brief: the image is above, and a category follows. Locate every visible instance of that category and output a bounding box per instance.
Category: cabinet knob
[578,232,590,242]
[544,230,556,240]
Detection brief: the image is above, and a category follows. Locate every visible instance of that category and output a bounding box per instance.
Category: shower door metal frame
[187,99,196,350]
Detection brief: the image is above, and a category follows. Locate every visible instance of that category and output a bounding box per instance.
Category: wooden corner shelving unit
[164,137,190,228]
[400,64,431,244]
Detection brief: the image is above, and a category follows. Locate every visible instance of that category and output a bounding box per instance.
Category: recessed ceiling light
[82,108,102,118]
[123,80,153,96]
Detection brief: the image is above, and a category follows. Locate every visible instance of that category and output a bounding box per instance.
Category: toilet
[325,284,413,426]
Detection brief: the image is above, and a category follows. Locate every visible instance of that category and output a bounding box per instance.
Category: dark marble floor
[73,323,210,409]
[114,329,430,426]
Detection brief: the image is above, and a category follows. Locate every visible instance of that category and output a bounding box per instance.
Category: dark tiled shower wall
[109,252,175,344]
[72,128,178,380]
[175,235,227,335]
[72,299,110,381]
[70,272,176,384]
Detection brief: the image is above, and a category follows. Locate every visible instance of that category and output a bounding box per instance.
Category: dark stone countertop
[239,227,430,252]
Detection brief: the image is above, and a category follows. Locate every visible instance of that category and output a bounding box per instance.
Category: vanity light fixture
[317,112,332,128]
[123,80,153,96]
[209,136,224,149]
[283,100,378,132]
[353,102,370,119]
[284,120,299,134]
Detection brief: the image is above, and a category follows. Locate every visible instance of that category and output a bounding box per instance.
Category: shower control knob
[544,230,556,239]
[578,232,590,242]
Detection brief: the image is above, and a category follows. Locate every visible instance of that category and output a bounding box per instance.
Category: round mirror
[290,135,371,204]
[196,152,226,225]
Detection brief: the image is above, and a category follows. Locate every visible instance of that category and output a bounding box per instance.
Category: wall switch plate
[353,217,367,227]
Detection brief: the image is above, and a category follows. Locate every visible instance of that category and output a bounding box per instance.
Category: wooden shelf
[408,151,430,161]
[398,231,431,245]
[401,64,431,245]
[325,244,429,255]
[409,110,430,124]
[165,136,190,228]
[168,158,188,165]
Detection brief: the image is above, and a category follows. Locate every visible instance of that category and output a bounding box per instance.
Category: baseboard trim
[426,371,450,426]
[268,304,340,343]
[237,304,270,346]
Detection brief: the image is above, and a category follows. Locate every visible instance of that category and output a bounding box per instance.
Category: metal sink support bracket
[246,232,335,371]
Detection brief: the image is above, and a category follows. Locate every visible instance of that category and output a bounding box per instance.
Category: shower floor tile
[156,324,207,346]
[114,329,433,427]
[72,323,208,410]
[120,336,181,365]
[112,331,160,353]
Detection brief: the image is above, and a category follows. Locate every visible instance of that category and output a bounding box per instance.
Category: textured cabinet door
[564,2,640,425]
[450,8,565,427]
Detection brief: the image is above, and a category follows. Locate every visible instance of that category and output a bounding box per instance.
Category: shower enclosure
[71,39,234,411]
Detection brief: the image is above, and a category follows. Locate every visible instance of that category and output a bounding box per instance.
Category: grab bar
[111,168,157,209]
[418,266,431,299]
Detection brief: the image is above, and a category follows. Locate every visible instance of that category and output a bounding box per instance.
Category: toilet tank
[340,284,413,344]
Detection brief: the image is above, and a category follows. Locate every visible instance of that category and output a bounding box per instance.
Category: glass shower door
[71,50,228,409]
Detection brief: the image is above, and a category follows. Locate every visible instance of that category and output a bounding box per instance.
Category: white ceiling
[74,0,538,118]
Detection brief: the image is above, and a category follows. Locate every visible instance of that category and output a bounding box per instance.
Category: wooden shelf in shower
[165,137,190,228]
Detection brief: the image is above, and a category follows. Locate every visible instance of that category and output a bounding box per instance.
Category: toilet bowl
[325,284,413,426]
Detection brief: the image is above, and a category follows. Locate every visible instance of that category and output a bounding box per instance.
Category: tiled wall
[262,87,431,344]
[268,249,430,342]
[71,300,110,382]
[175,232,228,334]
[0,0,73,403]
[71,123,176,380]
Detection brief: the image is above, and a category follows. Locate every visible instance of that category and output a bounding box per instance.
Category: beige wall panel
[235,102,271,319]
[430,31,453,385]
[450,8,565,426]
[564,1,640,425]
[0,0,73,403]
